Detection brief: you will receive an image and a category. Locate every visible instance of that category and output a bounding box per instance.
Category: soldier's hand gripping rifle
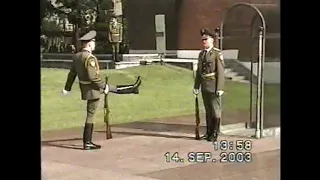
[104,76,112,139]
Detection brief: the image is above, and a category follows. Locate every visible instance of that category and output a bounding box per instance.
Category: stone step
[234,79,250,83]
[220,123,246,132]
[229,75,246,81]
[222,127,280,138]
[222,128,256,137]
[224,68,233,73]
[225,71,238,77]
[114,61,141,69]
[122,55,159,62]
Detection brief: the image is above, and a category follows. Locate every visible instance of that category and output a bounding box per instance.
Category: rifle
[195,94,200,140]
[104,76,112,139]
[193,70,200,140]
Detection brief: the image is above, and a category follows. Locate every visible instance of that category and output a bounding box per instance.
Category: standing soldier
[193,28,225,142]
[70,44,76,54]
[108,17,123,62]
[62,30,142,150]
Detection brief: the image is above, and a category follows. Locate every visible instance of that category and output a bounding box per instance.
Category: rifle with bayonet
[195,94,200,140]
[193,70,200,140]
[104,76,112,139]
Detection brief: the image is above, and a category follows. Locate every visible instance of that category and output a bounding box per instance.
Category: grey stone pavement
[42,130,280,180]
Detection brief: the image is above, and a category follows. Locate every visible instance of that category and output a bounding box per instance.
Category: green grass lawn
[41,64,279,131]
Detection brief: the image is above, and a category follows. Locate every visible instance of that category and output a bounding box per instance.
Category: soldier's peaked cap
[200,28,215,39]
[79,30,97,41]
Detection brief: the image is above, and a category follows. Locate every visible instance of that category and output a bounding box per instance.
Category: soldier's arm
[119,23,123,42]
[216,52,225,91]
[86,57,106,90]
[194,52,202,89]
[64,59,77,91]
[108,24,112,42]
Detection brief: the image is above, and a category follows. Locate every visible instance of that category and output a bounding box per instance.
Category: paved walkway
[42,130,280,180]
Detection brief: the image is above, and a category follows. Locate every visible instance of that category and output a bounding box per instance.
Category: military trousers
[84,84,124,123]
[86,98,100,123]
[111,43,120,62]
[84,82,137,123]
[201,91,222,134]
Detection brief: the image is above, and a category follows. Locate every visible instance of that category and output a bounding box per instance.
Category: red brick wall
[126,0,277,50]
[125,0,178,50]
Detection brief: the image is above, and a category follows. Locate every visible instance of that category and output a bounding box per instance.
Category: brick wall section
[126,0,277,50]
[125,0,178,50]
[177,0,277,50]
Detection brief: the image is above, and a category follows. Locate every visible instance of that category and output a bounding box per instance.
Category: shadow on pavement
[95,121,206,140]
[96,130,196,140]
[41,138,83,150]
[41,120,255,150]
[113,121,206,133]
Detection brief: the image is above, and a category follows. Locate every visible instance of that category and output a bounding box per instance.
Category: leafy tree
[40,0,56,27]
[51,0,109,28]
[42,20,63,32]
[41,0,130,53]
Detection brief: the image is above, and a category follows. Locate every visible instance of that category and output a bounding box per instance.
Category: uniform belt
[201,72,216,78]
[79,80,92,85]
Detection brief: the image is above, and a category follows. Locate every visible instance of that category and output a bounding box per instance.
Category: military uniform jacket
[194,47,225,93]
[109,22,123,43]
[64,50,106,100]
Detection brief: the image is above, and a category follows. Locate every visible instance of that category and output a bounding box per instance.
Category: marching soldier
[108,17,123,62]
[193,28,225,142]
[62,30,142,150]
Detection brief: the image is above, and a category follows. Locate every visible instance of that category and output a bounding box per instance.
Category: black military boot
[114,51,121,62]
[217,118,221,134]
[112,52,117,62]
[116,76,142,94]
[209,118,221,142]
[205,131,218,142]
[202,114,212,140]
[205,132,213,141]
[201,133,210,140]
[212,131,218,142]
[83,123,101,150]
[201,134,208,139]
[117,76,141,88]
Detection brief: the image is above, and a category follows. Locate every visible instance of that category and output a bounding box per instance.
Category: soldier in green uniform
[193,28,225,142]
[62,30,142,150]
[108,17,123,62]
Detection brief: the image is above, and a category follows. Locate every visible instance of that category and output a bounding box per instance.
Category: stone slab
[42,161,159,180]
[42,135,280,179]
[140,150,280,180]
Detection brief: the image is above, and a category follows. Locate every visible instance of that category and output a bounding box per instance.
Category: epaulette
[212,47,221,52]
[87,54,97,61]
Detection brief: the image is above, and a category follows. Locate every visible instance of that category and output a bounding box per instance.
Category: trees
[40,0,56,27]
[41,0,129,53]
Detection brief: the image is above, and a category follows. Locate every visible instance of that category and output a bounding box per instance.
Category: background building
[125,0,278,52]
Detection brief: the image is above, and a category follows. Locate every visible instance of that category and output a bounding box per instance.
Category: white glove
[104,84,109,94]
[216,90,224,97]
[193,89,199,96]
[62,89,70,95]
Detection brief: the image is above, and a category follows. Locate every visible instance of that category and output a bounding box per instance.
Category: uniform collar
[204,46,213,52]
[82,48,92,54]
